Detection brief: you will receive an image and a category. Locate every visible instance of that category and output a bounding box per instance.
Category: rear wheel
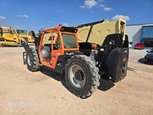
[65,55,100,99]
[26,48,40,72]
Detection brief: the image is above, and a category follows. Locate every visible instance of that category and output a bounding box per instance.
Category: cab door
[38,29,64,69]
[50,29,64,69]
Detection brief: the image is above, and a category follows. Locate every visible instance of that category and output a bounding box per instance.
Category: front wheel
[26,48,40,72]
[65,55,100,99]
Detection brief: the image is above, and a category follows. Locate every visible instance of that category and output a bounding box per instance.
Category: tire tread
[26,47,40,72]
[65,55,100,99]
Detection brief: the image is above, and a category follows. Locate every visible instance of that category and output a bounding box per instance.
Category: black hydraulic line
[86,25,93,42]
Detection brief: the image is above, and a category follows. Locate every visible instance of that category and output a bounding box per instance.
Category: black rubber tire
[26,47,40,72]
[65,55,100,99]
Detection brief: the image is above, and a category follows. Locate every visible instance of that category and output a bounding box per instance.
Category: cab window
[43,32,58,45]
[62,34,77,48]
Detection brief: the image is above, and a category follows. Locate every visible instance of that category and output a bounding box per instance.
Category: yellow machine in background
[14,29,34,43]
[0,26,34,46]
[0,26,18,45]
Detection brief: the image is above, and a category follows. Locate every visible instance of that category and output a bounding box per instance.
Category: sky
[0,0,153,32]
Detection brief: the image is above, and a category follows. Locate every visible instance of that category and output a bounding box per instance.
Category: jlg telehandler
[21,18,129,99]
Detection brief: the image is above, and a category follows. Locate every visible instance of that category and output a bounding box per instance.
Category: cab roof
[45,25,78,33]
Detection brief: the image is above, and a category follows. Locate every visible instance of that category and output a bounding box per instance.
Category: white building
[126,23,153,47]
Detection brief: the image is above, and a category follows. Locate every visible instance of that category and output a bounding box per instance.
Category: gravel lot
[0,47,153,115]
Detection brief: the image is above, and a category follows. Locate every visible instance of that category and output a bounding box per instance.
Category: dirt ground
[0,47,153,115]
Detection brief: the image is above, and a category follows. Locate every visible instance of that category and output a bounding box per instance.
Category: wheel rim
[68,64,86,88]
[27,53,32,66]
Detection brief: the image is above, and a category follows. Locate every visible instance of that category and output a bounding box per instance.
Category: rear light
[123,57,127,62]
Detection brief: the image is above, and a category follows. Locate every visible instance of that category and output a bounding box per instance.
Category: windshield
[149,48,153,52]
[16,29,27,34]
[62,34,77,48]
[1,28,11,33]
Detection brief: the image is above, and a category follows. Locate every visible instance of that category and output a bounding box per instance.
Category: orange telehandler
[21,18,129,99]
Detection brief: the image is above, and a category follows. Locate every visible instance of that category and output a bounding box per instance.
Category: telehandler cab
[22,19,129,99]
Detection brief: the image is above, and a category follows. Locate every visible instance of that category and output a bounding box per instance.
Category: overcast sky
[0,0,153,31]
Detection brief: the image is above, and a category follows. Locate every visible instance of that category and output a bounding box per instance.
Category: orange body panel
[38,26,79,69]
